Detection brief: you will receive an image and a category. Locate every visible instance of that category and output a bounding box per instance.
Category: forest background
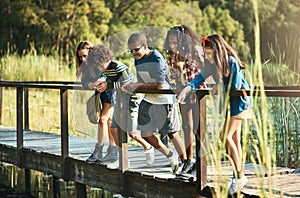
[0,0,300,77]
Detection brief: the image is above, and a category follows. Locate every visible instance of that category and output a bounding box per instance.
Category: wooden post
[0,86,2,125]
[24,87,30,130]
[117,90,130,197]
[76,182,87,198]
[16,87,24,168]
[196,90,208,193]
[25,168,31,196]
[53,176,61,198]
[60,88,69,181]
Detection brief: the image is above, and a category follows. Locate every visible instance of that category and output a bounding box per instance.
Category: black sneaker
[180,159,194,174]
[187,162,196,174]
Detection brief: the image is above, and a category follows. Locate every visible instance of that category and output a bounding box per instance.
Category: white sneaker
[228,175,248,194]
[167,150,179,173]
[106,160,130,170]
[106,160,119,169]
[144,146,155,166]
[236,175,248,189]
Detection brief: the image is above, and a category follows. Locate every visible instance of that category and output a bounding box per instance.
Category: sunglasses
[128,45,144,54]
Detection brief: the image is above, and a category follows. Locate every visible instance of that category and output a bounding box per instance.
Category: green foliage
[201,5,251,60]
[262,63,300,85]
[0,53,75,81]
[1,0,299,73]
[264,1,300,73]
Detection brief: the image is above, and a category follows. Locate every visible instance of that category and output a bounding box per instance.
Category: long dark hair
[75,41,94,78]
[201,34,246,77]
[164,24,203,66]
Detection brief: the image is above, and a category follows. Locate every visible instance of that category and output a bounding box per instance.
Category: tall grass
[0,53,77,135]
[0,53,73,81]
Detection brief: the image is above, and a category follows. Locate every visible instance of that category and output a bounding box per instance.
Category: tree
[201,5,250,60]
[265,0,300,72]
[0,0,41,55]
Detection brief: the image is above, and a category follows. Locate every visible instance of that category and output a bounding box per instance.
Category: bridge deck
[0,125,299,197]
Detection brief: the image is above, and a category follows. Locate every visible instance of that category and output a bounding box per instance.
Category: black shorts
[100,92,111,104]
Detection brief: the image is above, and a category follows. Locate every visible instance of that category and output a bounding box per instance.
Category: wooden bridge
[0,81,299,198]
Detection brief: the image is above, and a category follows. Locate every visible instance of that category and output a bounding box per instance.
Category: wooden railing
[0,80,299,196]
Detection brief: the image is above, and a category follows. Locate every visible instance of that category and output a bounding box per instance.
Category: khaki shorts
[232,108,253,120]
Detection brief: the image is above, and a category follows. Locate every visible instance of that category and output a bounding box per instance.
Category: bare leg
[180,104,194,160]
[234,124,242,165]
[223,117,243,176]
[142,131,169,156]
[168,132,187,163]
[107,118,115,146]
[110,127,119,146]
[98,103,114,146]
[129,133,151,150]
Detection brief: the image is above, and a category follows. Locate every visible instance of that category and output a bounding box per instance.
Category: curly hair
[81,44,113,79]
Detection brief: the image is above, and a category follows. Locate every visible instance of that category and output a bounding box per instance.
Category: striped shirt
[103,60,135,89]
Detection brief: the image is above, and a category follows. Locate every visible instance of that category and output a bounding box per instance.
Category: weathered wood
[0,86,2,125]
[125,171,198,198]
[25,168,31,196]
[0,128,299,197]
[75,182,86,198]
[196,91,208,192]
[16,87,24,168]
[24,88,30,131]
[60,88,69,181]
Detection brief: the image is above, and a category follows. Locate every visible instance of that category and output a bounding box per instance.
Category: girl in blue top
[177,34,252,194]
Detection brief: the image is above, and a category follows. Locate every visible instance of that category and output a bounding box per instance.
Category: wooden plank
[0,127,300,198]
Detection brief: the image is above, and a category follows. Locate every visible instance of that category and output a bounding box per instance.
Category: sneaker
[227,177,233,189]
[107,160,130,170]
[167,150,179,173]
[106,160,119,169]
[144,146,155,166]
[228,175,248,194]
[187,162,196,174]
[228,178,236,194]
[180,159,194,174]
[86,144,104,163]
[236,175,248,189]
[97,145,118,164]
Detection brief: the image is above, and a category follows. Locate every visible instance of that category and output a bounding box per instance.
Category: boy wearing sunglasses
[122,32,188,173]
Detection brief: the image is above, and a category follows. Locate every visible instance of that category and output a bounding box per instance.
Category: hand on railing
[122,82,143,93]
[176,86,192,104]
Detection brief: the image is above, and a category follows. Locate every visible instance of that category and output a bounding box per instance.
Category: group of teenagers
[75,24,252,194]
